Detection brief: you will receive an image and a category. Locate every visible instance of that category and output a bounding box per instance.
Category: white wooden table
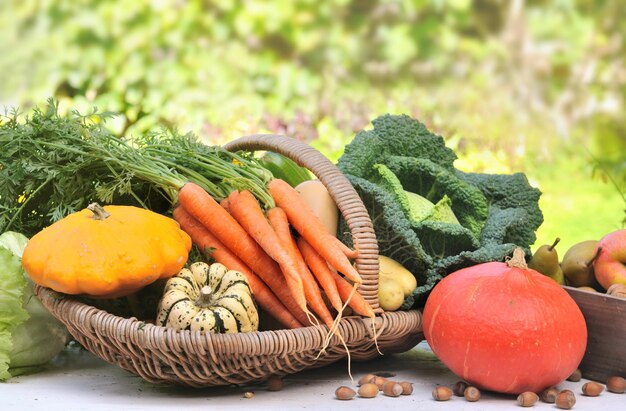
[1,342,622,410]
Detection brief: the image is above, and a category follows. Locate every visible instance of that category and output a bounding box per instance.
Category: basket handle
[224,134,382,313]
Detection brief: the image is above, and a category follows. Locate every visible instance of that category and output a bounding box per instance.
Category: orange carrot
[336,238,358,259]
[331,271,376,318]
[267,178,362,284]
[220,197,231,212]
[177,182,310,325]
[178,183,272,270]
[226,189,308,315]
[172,206,303,329]
[267,207,335,329]
[296,236,343,313]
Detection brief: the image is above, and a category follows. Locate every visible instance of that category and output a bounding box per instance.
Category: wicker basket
[35,134,424,388]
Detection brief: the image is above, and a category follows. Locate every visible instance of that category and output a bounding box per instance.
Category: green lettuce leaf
[0,247,29,380]
[0,232,70,381]
[0,232,28,259]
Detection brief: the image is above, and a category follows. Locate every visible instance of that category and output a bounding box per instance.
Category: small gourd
[22,203,192,298]
[157,262,259,333]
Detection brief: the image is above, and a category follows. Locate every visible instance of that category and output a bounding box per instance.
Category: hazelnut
[358,383,379,398]
[432,385,453,401]
[567,368,582,382]
[373,376,388,390]
[452,380,469,397]
[382,381,403,397]
[582,381,604,396]
[517,391,539,407]
[607,283,626,298]
[556,389,576,409]
[540,387,559,403]
[357,374,376,386]
[606,376,626,394]
[267,375,283,391]
[335,386,356,400]
[399,381,413,395]
[464,386,481,402]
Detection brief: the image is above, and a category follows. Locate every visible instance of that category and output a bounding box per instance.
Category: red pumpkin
[423,248,587,394]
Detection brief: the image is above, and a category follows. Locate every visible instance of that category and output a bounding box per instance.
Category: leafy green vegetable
[0,101,165,237]
[372,163,461,226]
[0,245,29,381]
[0,232,70,381]
[337,114,543,307]
[383,156,489,237]
[0,231,27,258]
[429,195,460,225]
[458,171,544,247]
[373,163,432,225]
[339,114,458,177]
[404,191,436,223]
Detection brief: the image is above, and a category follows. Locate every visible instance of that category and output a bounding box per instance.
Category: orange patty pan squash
[22,203,192,298]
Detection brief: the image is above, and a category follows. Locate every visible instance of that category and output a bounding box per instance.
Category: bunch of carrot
[172,178,376,331]
[5,109,374,334]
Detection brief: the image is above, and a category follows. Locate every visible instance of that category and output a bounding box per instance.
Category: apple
[593,229,626,290]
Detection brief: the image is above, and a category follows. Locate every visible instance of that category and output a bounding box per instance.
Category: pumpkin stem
[196,286,214,308]
[506,248,529,269]
[87,202,111,220]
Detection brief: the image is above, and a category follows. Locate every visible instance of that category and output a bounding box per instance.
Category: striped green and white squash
[156,262,259,333]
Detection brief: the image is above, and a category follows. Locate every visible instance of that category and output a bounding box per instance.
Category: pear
[561,240,601,288]
[529,238,564,284]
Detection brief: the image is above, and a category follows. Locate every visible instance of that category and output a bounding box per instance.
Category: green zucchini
[259,151,312,187]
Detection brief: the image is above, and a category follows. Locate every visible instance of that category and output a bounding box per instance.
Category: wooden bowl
[563,286,626,381]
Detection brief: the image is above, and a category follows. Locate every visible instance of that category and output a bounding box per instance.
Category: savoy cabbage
[337,114,543,307]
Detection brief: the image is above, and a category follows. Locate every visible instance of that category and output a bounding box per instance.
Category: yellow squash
[22,203,192,298]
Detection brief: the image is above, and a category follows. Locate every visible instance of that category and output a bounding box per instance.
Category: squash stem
[507,248,529,270]
[196,286,214,308]
[87,203,111,220]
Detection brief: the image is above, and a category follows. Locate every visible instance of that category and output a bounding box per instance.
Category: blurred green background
[1,0,624,253]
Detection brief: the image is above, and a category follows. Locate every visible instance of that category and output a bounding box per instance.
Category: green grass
[527,153,624,255]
